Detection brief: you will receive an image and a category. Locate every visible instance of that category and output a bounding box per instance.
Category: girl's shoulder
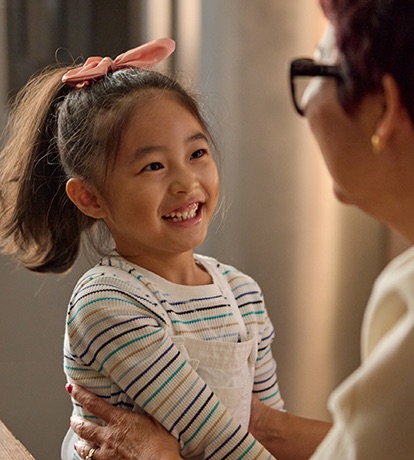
[68,255,169,324]
[72,254,156,297]
[195,254,261,290]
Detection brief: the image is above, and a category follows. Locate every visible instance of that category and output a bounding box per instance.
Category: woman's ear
[66,178,107,219]
[375,74,410,145]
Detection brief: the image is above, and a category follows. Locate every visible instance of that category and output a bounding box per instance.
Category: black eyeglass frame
[289,58,344,116]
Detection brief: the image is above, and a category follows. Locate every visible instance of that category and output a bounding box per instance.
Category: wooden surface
[0,419,35,459]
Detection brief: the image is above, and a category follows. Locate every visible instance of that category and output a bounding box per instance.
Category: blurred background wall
[0,0,400,458]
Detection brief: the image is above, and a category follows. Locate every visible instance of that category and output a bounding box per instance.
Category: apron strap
[201,258,248,342]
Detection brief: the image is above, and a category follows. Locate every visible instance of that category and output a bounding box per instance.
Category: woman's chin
[332,185,353,206]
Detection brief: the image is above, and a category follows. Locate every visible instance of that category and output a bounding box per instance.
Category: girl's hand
[67,384,182,460]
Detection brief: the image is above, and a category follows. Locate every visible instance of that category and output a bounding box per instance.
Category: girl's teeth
[164,204,199,221]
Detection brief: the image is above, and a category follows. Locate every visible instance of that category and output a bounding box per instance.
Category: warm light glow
[175,0,202,79]
[136,0,201,77]
[146,0,172,39]
[291,7,340,416]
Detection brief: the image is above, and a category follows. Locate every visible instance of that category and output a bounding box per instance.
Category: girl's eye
[142,162,164,172]
[191,149,207,160]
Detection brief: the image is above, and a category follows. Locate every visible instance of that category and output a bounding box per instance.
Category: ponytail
[0,67,95,273]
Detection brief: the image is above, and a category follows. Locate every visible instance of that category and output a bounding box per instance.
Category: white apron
[171,256,258,431]
[172,333,257,431]
[167,258,258,459]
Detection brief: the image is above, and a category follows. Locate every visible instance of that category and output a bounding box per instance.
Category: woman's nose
[169,167,199,194]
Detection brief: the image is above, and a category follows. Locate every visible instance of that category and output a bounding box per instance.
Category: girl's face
[303,24,383,210]
[99,93,219,265]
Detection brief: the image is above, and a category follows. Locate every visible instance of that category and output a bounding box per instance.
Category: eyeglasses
[289,58,344,116]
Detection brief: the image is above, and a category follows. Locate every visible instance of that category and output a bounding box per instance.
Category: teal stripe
[142,360,186,408]
[241,310,265,318]
[234,281,256,289]
[67,297,138,325]
[64,365,90,372]
[171,313,232,325]
[260,390,280,401]
[183,401,220,447]
[98,329,159,372]
[238,439,257,458]
[256,347,271,361]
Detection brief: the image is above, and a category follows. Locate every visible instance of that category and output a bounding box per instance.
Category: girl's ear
[66,178,107,219]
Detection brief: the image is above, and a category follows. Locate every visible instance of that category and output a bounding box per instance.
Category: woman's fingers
[68,383,121,424]
[70,415,104,445]
[71,417,119,460]
[66,383,182,459]
[74,439,96,460]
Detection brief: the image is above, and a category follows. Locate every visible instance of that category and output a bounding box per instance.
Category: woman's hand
[67,384,182,460]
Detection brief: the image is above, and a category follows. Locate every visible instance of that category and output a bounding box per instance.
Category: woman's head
[0,50,216,273]
[293,0,414,226]
[320,0,414,121]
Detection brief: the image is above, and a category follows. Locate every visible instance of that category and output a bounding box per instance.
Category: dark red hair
[319,0,414,121]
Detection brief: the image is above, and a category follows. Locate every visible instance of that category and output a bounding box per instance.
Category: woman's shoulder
[373,245,414,296]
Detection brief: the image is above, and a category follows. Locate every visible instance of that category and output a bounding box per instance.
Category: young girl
[0,38,283,459]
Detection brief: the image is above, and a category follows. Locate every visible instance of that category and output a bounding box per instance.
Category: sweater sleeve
[66,274,274,460]
[252,305,285,410]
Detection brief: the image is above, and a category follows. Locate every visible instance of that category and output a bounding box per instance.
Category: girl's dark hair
[0,65,213,273]
[320,0,414,121]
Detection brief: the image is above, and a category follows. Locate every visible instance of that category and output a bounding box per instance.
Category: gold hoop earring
[371,133,381,154]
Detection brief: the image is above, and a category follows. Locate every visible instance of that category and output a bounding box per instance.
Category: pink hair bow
[62,38,176,88]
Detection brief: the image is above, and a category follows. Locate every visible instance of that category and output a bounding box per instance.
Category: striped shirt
[64,254,283,459]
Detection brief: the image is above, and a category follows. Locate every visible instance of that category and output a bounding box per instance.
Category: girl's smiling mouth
[163,202,202,222]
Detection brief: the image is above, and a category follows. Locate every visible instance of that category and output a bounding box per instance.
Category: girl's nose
[169,167,199,194]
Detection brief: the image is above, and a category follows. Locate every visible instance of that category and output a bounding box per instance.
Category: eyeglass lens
[292,75,313,115]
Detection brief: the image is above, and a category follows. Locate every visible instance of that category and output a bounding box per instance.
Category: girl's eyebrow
[132,145,163,160]
[188,132,208,143]
[131,131,209,162]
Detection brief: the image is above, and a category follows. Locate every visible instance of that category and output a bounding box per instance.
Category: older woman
[68,0,414,458]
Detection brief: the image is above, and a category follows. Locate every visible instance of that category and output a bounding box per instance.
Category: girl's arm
[252,306,284,410]
[67,385,331,460]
